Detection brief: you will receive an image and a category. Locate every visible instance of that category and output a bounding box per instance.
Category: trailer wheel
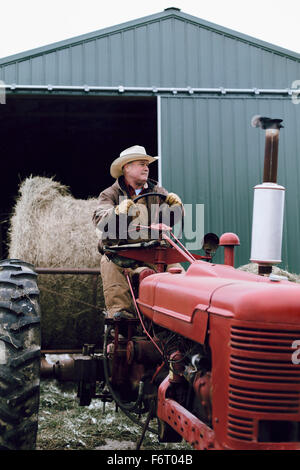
[0,259,41,450]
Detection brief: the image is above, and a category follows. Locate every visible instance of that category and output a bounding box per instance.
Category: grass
[36,379,192,451]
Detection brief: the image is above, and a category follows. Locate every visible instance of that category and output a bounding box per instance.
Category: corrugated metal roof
[0,8,299,89]
[1,8,300,65]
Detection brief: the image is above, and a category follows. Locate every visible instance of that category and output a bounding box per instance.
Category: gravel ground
[36,379,192,451]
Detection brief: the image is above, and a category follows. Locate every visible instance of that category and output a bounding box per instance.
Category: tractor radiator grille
[227,413,254,441]
[230,326,300,385]
[230,325,300,356]
[230,355,300,385]
[229,383,300,414]
[227,324,300,442]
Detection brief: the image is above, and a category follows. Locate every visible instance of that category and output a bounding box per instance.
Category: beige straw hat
[110,145,159,178]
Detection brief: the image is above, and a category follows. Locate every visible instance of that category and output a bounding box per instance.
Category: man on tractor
[92,145,184,320]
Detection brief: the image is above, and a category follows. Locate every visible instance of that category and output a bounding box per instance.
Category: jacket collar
[115,175,156,195]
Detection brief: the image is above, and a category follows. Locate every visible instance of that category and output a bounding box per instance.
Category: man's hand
[166,192,182,206]
[115,199,136,215]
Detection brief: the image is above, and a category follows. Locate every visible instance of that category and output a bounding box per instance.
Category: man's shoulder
[100,180,121,196]
[148,179,168,194]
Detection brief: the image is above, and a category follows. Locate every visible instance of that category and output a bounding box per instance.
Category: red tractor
[2,116,299,450]
[75,117,300,450]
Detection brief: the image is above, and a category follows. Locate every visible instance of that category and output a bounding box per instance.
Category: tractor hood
[137,261,300,343]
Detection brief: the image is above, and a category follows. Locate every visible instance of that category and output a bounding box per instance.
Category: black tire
[0,259,41,450]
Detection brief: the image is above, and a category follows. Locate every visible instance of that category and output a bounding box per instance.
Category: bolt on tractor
[2,116,300,450]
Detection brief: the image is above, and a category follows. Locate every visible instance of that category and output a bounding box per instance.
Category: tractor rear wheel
[0,259,41,450]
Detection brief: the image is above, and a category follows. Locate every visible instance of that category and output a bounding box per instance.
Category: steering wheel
[132,192,167,203]
[132,191,170,235]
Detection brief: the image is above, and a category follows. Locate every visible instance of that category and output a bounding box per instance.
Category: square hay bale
[38,273,105,350]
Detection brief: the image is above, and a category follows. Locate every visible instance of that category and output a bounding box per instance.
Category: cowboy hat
[110,145,159,178]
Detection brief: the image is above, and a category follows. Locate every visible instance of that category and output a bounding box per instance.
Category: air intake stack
[250,116,285,275]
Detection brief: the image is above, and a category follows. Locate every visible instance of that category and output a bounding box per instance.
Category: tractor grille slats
[231,327,297,354]
[230,356,300,383]
[227,324,300,441]
[227,414,253,441]
[230,326,300,384]
[229,384,299,413]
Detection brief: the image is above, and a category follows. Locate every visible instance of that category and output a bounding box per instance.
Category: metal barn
[0,7,300,271]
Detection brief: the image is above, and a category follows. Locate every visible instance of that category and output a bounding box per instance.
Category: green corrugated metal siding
[160,95,300,272]
[1,11,300,88]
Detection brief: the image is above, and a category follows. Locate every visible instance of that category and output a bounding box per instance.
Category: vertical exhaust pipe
[250,116,285,275]
[262,119,282,183]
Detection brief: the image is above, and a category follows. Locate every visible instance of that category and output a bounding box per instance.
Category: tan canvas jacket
[92,176,183,251]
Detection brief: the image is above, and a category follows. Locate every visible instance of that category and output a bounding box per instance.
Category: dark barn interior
[0,93,158,257]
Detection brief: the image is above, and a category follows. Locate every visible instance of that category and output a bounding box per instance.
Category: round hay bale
[238,262,300,283]
[7,176,104,350]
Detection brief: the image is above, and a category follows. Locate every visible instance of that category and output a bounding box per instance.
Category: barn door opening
[0,93,158,257]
